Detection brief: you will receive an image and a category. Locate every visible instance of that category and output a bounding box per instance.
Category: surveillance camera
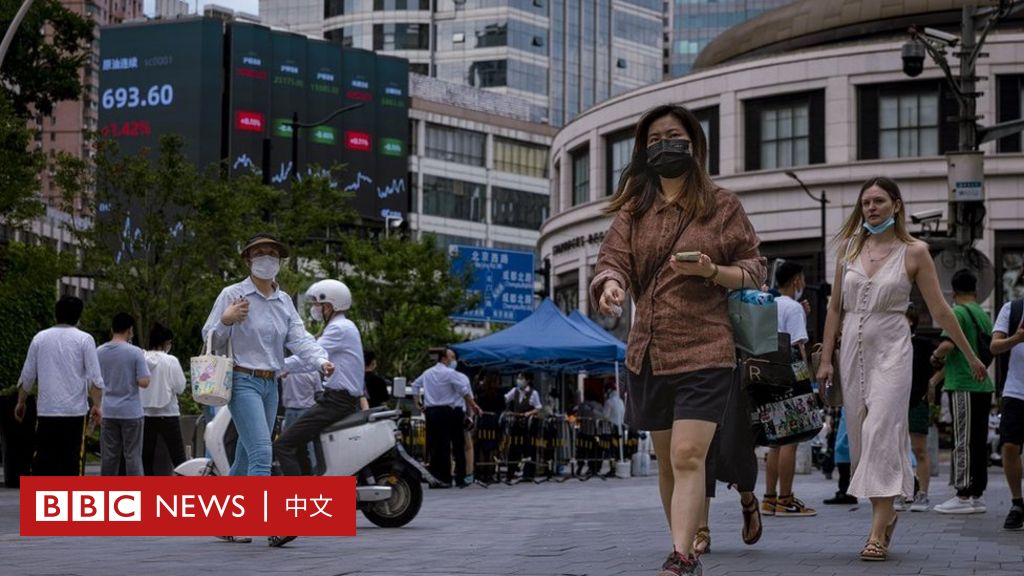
[922,27,959,46]
[911,209,943,224]
[901,40,925,77]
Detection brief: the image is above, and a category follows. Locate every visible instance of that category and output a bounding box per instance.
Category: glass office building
[261,0,663,125]
[666,0,795,77]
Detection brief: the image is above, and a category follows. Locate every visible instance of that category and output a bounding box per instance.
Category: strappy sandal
[741,495,763,545]
[884,513,899,547]
[860,540,887,561]
[692,526,711,555]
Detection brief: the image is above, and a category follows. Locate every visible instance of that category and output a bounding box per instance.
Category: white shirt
[141,351,187,417]
[604,391,626,426]
[412,363,472,408]
[18,326,104,417]
[504,387,542,411]
[994,301,1024,401]
[776,295,809,346]
[284,315,365,398]
[202,277,328,373]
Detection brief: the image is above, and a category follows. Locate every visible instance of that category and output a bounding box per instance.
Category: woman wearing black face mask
[590,105,766,576]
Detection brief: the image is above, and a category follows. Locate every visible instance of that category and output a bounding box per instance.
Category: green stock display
[99,17,410,223]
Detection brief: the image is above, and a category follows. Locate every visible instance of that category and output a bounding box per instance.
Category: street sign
[449,245,535,324]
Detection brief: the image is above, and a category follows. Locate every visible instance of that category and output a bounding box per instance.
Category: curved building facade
[539,0,1024,341]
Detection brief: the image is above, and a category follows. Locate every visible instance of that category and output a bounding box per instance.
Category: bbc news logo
[21,477,355,537]
[37,491,141,522]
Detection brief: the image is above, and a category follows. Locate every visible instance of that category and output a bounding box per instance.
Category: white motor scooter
[175,406,437,528]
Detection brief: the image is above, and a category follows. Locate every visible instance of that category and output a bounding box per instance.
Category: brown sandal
[692,526,711,555]
[860,540,887,561]
[741,495,763,545]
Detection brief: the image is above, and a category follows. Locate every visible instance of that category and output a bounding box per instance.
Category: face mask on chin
[250,255,281,280]
[448,360,458,370]
[794,288,804,300]
[646,138,696,179]
[862,215,896,235]
[310,304,324,322]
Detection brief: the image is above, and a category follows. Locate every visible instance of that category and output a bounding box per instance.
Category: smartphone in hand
[674,251,701,262]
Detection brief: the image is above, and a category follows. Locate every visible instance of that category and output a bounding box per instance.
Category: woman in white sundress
[816,176,986,562]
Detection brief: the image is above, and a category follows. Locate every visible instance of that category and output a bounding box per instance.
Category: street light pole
[286,102,364,181]
[785,170,829,287]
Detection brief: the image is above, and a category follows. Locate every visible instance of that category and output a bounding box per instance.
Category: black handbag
[742,334,824,447]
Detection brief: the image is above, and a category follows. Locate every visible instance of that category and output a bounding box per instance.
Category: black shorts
[624,359,734,431]
[1000,396,1024,446]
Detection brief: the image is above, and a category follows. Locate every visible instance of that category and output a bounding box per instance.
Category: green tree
[58,137,359,384]
[0,0,94,117]
[336,233,477,380]
[0,94,44,224]
[0,242,73,395]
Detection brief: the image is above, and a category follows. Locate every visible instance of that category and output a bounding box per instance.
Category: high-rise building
[35,1,143,210]
[665,0,795,77]
[259,0,663,125]
[154,0,190,19]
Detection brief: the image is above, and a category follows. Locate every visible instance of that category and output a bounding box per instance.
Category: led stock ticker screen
[226,22,410,222]
[99,18,410,223]
[98,19,224,168]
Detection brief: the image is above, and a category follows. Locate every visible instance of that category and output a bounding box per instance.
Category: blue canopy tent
[565,310,626,373]
[450,299,624,373]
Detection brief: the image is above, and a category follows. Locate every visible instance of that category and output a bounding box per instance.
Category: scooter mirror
[392,376,407,398]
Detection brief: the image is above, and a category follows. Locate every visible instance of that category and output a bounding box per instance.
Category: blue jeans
[227,373,278,476]
[283,407,317,471]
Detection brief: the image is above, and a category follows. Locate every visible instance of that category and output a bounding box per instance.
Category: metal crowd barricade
[472,411,503,484]
[400,410,636,487]
[398,416,428,464]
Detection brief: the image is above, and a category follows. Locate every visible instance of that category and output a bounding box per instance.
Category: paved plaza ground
[0,460,1022,576]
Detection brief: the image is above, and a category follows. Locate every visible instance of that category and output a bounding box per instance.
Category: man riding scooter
[275,279,369,477]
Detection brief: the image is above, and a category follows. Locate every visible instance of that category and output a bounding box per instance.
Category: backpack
[996,299,1024,394]
[963,306,993,368]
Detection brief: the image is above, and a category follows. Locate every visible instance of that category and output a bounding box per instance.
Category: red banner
[20,476,356,537]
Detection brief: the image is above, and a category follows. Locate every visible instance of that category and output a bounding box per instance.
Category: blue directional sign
[449,245,535,324]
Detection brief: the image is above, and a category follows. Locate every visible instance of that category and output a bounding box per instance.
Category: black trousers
[142,416,188,476]
[274,389,359,476]
[951,391,991,498]
[34,416,86,476]
[425,406,465,485]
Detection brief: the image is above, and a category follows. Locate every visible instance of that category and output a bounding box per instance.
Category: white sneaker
[893,497,908,512]
[934,496,975,514]
[910,493,930,512]
[972,497,987,513]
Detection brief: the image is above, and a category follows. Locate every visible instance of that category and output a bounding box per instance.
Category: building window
[373,23,429,51]
[324,28,352,47]
[493,137,548,178]
[410,63,429,75]
[476,23,507,48]
[858,81,957,160]
[492,187,549,229]
[572,147,590,206]
[997,75,1024,153]
[605,129,633,196]
[744,91,825,171]
[878,92,939,158]
[424,123,486,166]
[373,0,430,9]
[422,175,485,222]
[694,106,719,175]
[469,60,507,88]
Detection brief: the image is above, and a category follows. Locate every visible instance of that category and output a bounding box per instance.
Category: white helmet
[306,279,352,312]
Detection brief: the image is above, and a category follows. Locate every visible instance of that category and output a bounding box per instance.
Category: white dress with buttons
[839,242,915,500]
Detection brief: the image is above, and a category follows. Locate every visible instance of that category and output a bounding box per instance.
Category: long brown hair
[604,105,718,223]
[834,176,915,261]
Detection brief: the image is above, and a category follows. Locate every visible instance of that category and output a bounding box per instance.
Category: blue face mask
[863,216,896,235]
